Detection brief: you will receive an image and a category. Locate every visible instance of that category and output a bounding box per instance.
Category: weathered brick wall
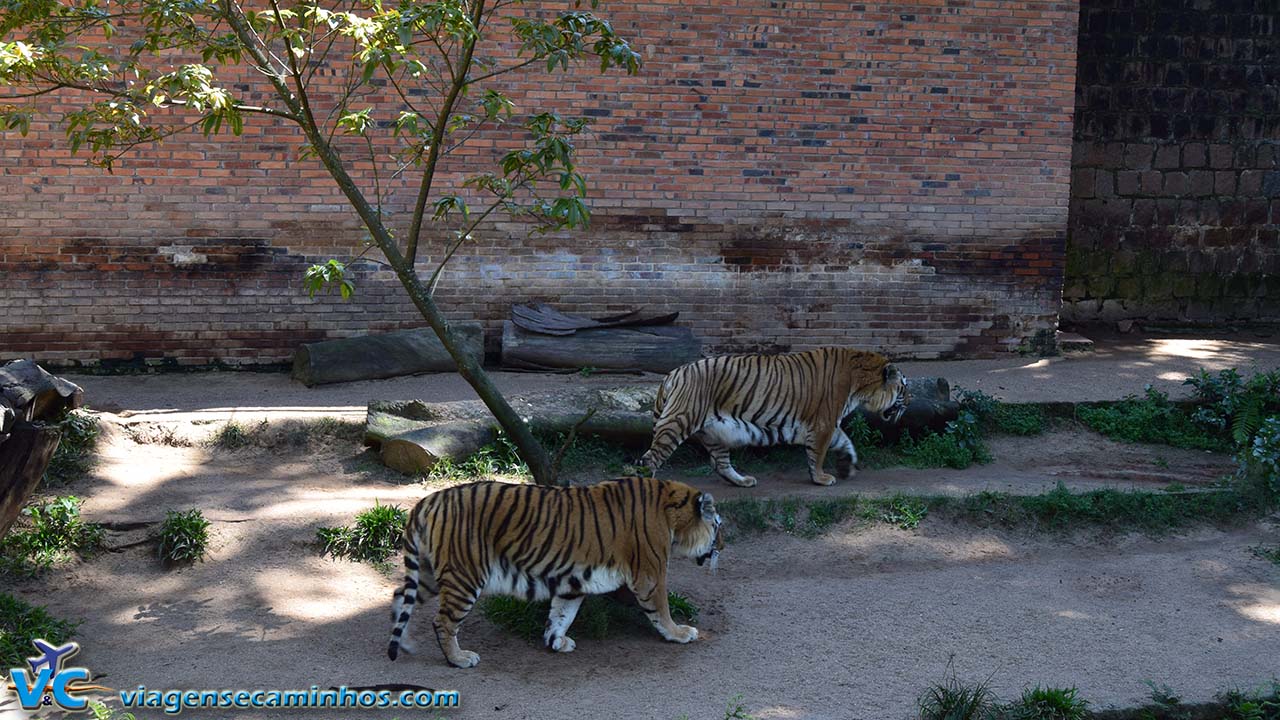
[1,1,1077,367]
[1064,0,1280,325]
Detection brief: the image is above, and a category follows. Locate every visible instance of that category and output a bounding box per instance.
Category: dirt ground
[4,409,1277,720]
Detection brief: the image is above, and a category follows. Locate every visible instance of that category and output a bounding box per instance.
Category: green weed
[480,591,699,643]
[157,509,211,566]
[207,419,261,449]
[997,686,1089,720]
[1250,545,1280,566]
[1077,387,1229,452]
[317,502,408,562]
[428,432,529,480]
[917,669,997,720]
[876,495,929,530]
[89,702,139,720]
[43,410,101,484]
[0,496,102,576]
[0,592,79,669]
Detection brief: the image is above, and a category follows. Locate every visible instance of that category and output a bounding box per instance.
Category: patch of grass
[0,496,102,576]
[89,702,139,720]
[876,495,929,530]
[0,592,79,669]
[1216,684,1280,720]
[428,432,530,481]
[917,670,997,720]
[1077,388,1229,452]
[205,417,362,450]
[157,509,211,566]
[1250,545,1280,566]
[43,410,101,484]
[990,404,1047,436]
[317,502,408,562]
[997,686,1089,720]
[480,591,699,643]
[207,419,262,449]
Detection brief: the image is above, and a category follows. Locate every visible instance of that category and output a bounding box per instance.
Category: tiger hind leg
[829,427,858,481]
[433,581,482,668]
[640,411,699,473]
[701,434,757,488]
[542,594,585,653]
[388,542,438,660]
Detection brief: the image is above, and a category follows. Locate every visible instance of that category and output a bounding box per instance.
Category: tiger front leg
[543,594,584,653]
[805,424,838,486]
[630,577,698,644]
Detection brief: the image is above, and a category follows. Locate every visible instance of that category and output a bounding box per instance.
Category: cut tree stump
[0,423,62,538]
[292,323,484,386]
[501,320,701,373]
[0,360,84,538]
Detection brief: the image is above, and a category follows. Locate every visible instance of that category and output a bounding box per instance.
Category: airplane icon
[26,640,80,675]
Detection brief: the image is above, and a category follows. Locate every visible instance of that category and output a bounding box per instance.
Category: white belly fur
[481,565,625,599]
[702,417,804,448]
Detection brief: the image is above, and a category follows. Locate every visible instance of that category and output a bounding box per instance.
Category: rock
[292,324,484,387]
[859,376,957,443]
[0,359,83,425]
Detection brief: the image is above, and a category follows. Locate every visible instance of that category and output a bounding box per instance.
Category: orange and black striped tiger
[387,476,723,668]
[641,347,909,487]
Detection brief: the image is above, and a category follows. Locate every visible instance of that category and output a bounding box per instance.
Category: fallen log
[858,376,957,443]
[501,321,701,373]
[292,323,484,387]
[367,406,653,476]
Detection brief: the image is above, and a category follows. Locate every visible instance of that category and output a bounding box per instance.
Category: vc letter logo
[6,639,96,712]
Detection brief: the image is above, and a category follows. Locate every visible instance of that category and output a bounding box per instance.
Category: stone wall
[1065,0,1280,325]
[1,1,1078,366]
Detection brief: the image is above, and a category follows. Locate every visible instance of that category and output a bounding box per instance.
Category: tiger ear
[697,492,717,522]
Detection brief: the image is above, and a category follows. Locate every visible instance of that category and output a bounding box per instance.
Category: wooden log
[292,323,484,387]
[501,320,701,373]
[0,422,61,538]
[858,377,956,443]
[367,409,654,475]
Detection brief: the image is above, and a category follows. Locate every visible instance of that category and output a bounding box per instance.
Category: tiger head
[665,482,724,570]
[856,355,910,424]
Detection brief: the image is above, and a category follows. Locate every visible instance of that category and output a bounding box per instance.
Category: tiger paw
[724,474,757,488]
[447,650,480,668]
[548,635,577,653]
[669,625,699,643]
[811,472,837,486]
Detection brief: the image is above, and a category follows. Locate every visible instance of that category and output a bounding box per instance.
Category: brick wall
[1,0,1078,367]
[1064,0,1280,325]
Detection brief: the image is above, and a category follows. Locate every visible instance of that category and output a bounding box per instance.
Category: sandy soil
[3,418,1276,720]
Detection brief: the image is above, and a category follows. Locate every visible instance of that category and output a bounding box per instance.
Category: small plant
[428,432,530,480]
[0,592,79,669]
[207,420,260,449]
[89,702,139,720]
[317,502,408,562]
[0,496,102,576]
[878,496,929,530]
[918,667,997,720]
[1250,545,1280,566]
[899,411,992,470]
[722,695,757,720]
[480,591,699,643]
[998,686,1089,720]
[1186,368,1280,447]
[44,410,101,484]
[157,509,211,566]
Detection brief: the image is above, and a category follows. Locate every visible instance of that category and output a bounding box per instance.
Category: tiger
[640,347,909,487]
[386,476,723,668]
